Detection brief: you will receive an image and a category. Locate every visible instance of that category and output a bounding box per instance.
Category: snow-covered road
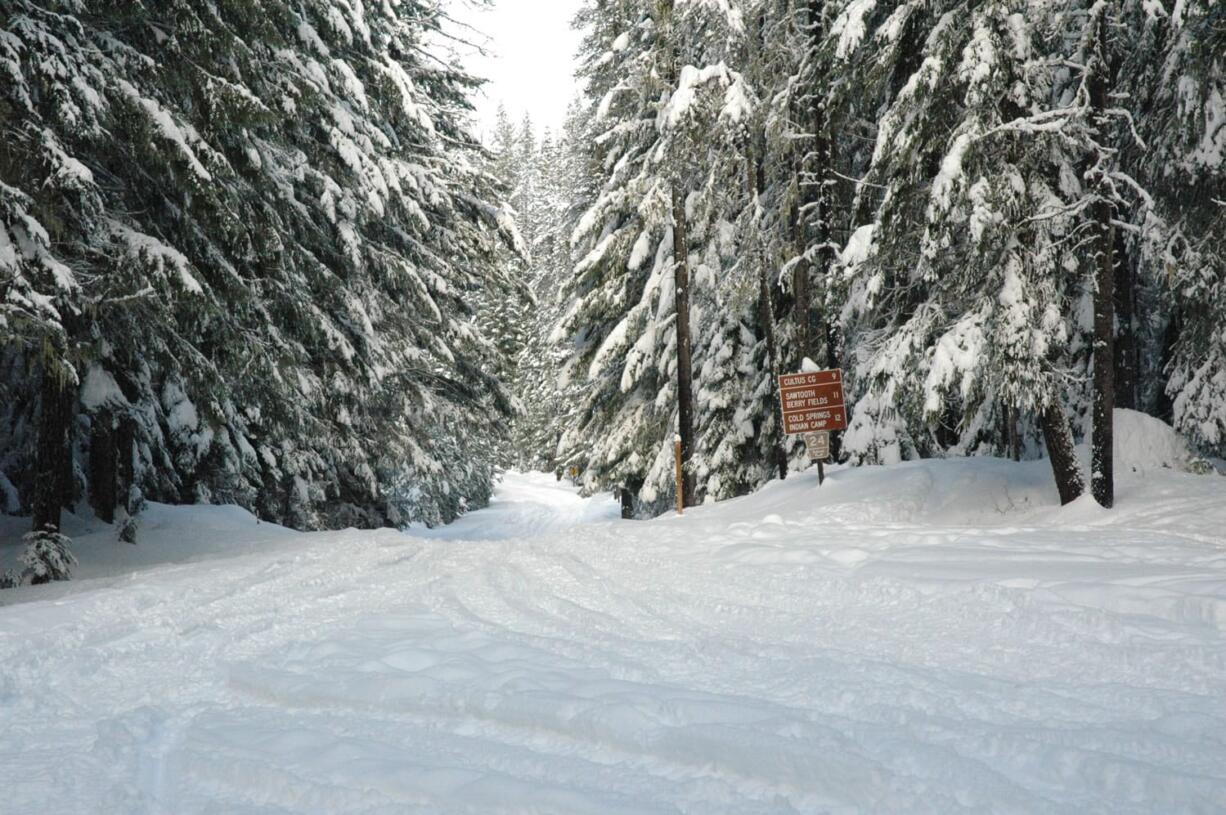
[1,464,1225,813]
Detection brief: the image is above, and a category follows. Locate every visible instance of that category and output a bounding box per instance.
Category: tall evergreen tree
[558,0,752,512]
[1139,1,1226,456]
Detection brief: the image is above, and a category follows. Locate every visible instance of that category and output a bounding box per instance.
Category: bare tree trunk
[1088,15,1115,509]
[672,184,696,508]
[1041,404,1085,506]
[89,410,117,524]
[32,358,73,534]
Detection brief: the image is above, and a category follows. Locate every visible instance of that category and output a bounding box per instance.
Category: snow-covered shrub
[118,486,146,544]
[20,527,77,584]
[1186,458,1218,476]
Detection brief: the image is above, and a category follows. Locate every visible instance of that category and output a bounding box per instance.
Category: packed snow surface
[2,463,1225,814]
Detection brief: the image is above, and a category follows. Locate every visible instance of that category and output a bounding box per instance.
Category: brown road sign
[780,369,848,435]
[781,381,844,413]
[779,370,842,389]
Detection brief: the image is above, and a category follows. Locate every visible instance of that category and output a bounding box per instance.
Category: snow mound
[1112,408,1199,475]
[697,456,1062,529]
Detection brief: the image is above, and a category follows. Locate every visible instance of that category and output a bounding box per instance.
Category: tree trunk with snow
[619,488,633,520]
[116,417,140,543]
[32,359,73,534]
[1113,234,1138,411]
[672,184,697,508]
[808,0,844,462]
[1088,17,1115,509]
[758,265,788,482]
[658,0,696,508]
[791,213,813,363]
[1041,404,1085,506]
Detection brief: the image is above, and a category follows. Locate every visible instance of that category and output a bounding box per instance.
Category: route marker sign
[779,369,847,435]
[805,431,831,461]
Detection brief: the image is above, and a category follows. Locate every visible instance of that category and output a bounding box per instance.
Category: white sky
[451,0,586,143]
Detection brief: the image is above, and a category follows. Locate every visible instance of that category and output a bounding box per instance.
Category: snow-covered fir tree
[511,105,591,473]
[0,0,518,544]
[1139,1,1226,456]
[479,107,535,397]
[835,2,1095,494]
[556,0,754,513]
[828,0,1209,504]
[20,527,76,585]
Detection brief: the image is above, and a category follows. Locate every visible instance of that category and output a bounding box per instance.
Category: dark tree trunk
[789,4,815,365]
[808,0,833,288]
[1113,232,1138,411]
[805,0,843,461]
[1008,406,1021,462]
[672,184,696,508]
[89,410,118,524]
[1091,214,1116,508]
[32,360,74,534]
[1041,403,1085,506]
[116,416,140,543]
[60,411,76,512]
[659,0,695,507]
[1088,17,1115,509]
[759,266,788,482]
[1154,313,1180,424]
[116,416,135,507]
[791,203,813,362]
[620,476,643,520]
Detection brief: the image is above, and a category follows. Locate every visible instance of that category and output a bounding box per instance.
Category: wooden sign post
[779,369,847,486]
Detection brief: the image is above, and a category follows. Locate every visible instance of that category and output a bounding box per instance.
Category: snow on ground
[1,463,1225,814]
[410,471,621,541]
[0,501,298,582]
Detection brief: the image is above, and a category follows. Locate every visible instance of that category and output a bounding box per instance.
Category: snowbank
[1111,407,1200,474]
[0,501,296,586]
